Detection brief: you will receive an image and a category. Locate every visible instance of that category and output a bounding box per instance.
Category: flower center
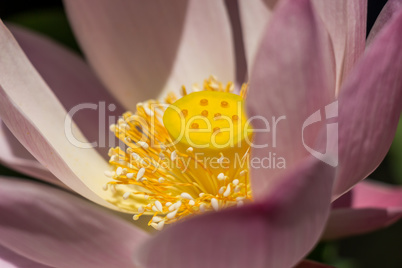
[163,91,251,163]
[104,77,252,230]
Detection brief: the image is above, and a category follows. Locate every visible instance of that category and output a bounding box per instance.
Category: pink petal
[64,0,235,111]
[323,180,402,239]
[367,0,402,45]
[8,24,125,159]
[0,244,52,268]
[312,0,367,94]
[239,0,366,91]
[343,180,402,209]
[0,177,148,268]
[333,8,402,198]
[0,119,64,188]
[246,0,335,199]
[295,260,335,268]
[238,0,278,73]
[0,20,119,209]
[134,157,335,268]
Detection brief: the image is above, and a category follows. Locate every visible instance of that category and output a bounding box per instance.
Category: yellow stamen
[105,76,252,230]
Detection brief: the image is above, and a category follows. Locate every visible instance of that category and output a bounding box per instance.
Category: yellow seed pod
[163,91,252,174]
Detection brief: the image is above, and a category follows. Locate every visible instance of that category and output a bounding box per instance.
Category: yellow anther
[106,77,252,229]
[181,85,187,96]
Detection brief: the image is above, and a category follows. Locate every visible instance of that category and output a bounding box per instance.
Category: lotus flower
[0,0,402,267]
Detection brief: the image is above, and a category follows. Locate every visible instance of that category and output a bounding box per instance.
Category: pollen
[105,76,251,230]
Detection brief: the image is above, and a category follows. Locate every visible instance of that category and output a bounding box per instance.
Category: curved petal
[134,157,335,268]
[339,180,402,209]
[295,260,335,268]
[312,0,367,94]
[367,0,402,46]
[0,244,52,268]
[246,0,335,199]
[224,0,248,85]
[333,9,402,198]
[239,0,366,91]
[63,0,235,111]
[0,177,148,268]
[0,119,65,187]
[323,180,402,239]
[7,24,125,159]
[0,20,122,210]
[238,0,278,74]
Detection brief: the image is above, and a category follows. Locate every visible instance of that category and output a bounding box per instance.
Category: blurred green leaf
[308,241,358,268]
[388,118,402,184]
